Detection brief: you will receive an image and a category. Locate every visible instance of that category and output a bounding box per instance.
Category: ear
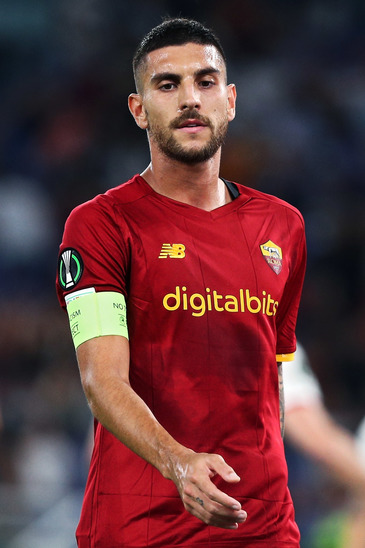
[226,84,237,123]
[128,93,148,129]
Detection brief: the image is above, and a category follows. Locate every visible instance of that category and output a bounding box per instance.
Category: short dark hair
[133,18,226,92]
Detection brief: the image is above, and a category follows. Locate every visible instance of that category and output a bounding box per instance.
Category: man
[57,18,306,547]
[284,345,365,548]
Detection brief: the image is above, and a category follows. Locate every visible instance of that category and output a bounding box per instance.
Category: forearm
[316,423,365,493]
[87,374,191,480]
[77,339,189,480]
[285,403,365,493]
[77,336,246,529]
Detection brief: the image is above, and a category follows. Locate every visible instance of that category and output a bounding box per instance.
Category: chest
[124,204,292,314]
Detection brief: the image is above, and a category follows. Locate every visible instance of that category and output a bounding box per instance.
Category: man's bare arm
[285,402,365,494]
[285,402,365,548]
[76,335,247,529]
[278,363,285,438]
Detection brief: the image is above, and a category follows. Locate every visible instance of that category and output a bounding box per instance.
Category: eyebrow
[150,67,221,85]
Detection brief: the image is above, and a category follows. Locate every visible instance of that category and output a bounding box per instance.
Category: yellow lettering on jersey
[163,286,279,317]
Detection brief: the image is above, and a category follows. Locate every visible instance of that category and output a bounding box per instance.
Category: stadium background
[0,1,364,546]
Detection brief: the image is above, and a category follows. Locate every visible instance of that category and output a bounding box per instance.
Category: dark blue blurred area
[0,1,364,546]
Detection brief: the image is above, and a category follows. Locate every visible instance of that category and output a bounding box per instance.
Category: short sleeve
[284,343,323,412]
[275,212,307,357]
[56,195,129,309]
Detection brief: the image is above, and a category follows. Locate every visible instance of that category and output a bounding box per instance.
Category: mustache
[169,109,213,129]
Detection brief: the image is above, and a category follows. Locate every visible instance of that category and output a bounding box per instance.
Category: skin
[128,43,237,211]
[285,401,365,547]
[76,42,284,530]
[78,336,246,530]
[286,403,365,495]
[278,363,285,438]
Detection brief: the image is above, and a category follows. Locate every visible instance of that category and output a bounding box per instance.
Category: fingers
[197,476,241,512]
[199,454,242,509]
[183,486,247,529]
[176,453,247,529]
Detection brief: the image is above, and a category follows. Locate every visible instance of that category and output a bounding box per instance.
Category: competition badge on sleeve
[58,248,84,290]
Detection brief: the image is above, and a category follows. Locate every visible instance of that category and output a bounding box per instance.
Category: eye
[159,82,177,91]
[199,79,215,88]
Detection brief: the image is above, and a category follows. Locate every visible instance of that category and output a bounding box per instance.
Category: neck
[140,149,231,211]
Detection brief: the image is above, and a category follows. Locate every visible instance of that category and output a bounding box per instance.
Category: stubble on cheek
[146,109,228,165]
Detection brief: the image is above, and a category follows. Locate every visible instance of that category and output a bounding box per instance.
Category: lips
[178,118,207,128]
[177,118,206,133]
[170,111,211,132]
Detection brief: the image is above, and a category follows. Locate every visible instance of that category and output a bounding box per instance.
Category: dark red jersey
[57,175,306,547]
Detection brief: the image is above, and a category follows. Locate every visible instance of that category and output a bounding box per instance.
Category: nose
[178,82,201,111]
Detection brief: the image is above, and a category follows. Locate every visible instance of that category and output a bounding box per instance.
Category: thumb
[209,455,241,483]
[221,467,241,483]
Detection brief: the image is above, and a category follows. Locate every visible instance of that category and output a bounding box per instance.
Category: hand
[171,450,247,529]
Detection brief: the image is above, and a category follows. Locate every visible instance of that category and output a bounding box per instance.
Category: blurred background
[0,1,364,546]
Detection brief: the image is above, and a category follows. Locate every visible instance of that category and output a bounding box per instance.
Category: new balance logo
[159,244,186,259]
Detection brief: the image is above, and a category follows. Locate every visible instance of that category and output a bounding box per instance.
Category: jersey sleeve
[56,195,129,309]
[284,343,323,412]
[275,212,307,359]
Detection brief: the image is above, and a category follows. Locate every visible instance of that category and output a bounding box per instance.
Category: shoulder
[236,182,305,227]
[66,174,146,226]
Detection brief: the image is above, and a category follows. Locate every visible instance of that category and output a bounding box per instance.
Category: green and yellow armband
[65,288,128,349]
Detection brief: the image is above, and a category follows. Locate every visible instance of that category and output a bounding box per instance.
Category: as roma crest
[260,240,282,275]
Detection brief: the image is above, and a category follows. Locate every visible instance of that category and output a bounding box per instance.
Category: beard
[147,109,228,165]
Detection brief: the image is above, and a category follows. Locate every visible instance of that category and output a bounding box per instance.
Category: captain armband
[65,288,129,349]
